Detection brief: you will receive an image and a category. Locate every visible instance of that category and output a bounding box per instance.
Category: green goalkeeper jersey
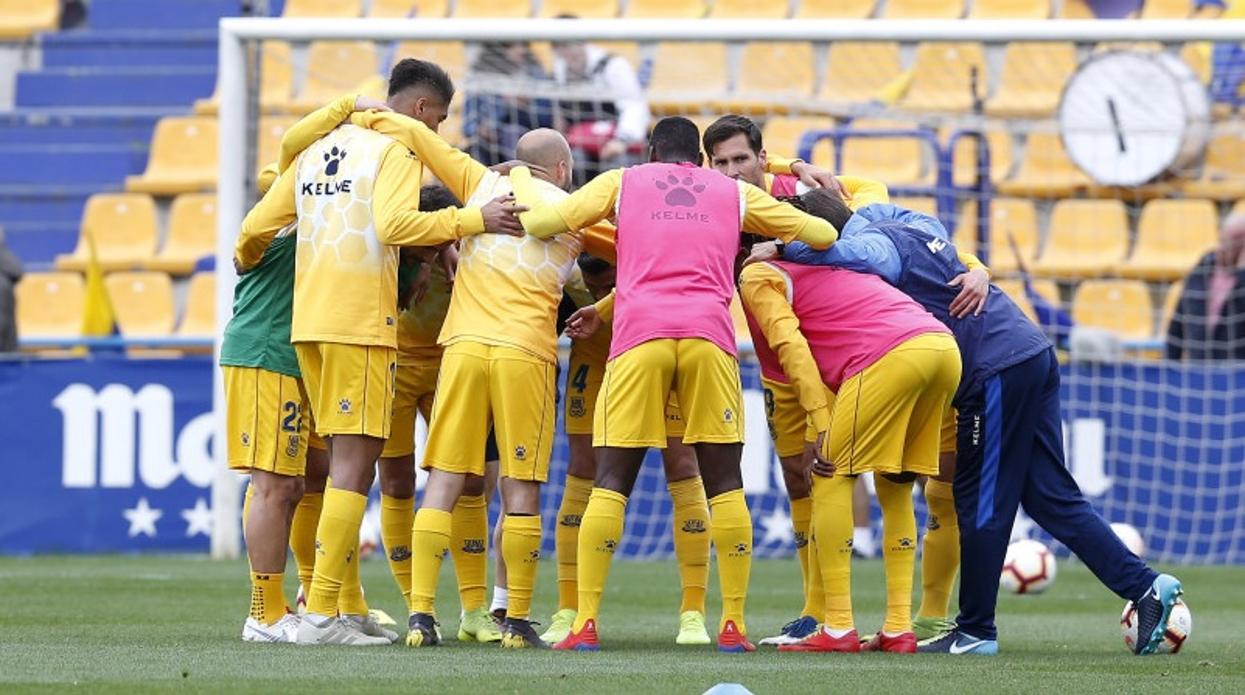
[219,226,300,378]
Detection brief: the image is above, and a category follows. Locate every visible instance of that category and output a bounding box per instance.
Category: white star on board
[181,498,214,538]
[759,508,795,547]
[123,497,162,538]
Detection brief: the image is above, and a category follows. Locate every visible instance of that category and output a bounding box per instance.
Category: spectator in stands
[550,14,651,179]
[462,41,554,166]
[0,230,23,352]
[1167,214,1245,360]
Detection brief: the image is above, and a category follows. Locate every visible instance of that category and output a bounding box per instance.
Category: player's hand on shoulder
[790,161,847,199]
[353,95,391,113]
[481,194,528,237]
[565,306,602,340]
[744,241,780,267]
[947,268,990,318]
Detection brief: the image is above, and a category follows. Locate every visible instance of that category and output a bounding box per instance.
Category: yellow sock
[555,475,593,611]
[812,475,855,630]
[409,508,452,615]
[875,475,917,634]
[450,494,489,612]
[806,530,825,619]
[501,514,542,620]
[289,492,323,597]
[305,488,367,617]
[917,480,960,620]
[708,488,752,635]
[573,488,626,631]
[381,495,415,611]
[790,496,823,619]
[668,476,710,615]
[249,571,286,625]
[337,536,369,616]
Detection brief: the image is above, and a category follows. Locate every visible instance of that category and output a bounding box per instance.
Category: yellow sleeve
[581,221,617,264]
[372,142,485,245]
[278,93,357,174]
[764,155,801,175]
[738,263,831,432]
[957,250,990,277]
[514,167,621,239]
[741,182,838,249]
[563,266,596,309]
[236,164,297,269]
[594,290,615,323]
[350,111,487,205]
[837,175,890,210]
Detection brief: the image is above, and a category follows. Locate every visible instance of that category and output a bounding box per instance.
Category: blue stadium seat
[40,32,218,69]
[87,0,243,30]
[0,192,91,225]
[4,224,80,267]
[16,68,216,108]
[0,145,146,186]
[0,113,160,146]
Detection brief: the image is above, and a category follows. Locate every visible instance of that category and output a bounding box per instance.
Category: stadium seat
[145,194,216,276]
[283,0,362,16]
[839,118,934,187]
[761,117,836,166]
[992,279,1038,322]
[795,0,877,17]
[394,41,467,82]
[997,132,1091,198]
[1058,0,1096,16]
[883,0,964,18]
[1139,0,1191,18]
[453,0,532,16]
[986,42,1078,118]
[177,272,216,342]
[731,43,816,114]
[1032,199,1129,278]
[953,198,1039,275]
[1117,199,1218,281]
[0,0,59,40]
[892,197,938,217]
[709,0,791,16]
[55,194,158,272]
[254,116,298,173]
[125,117,219,195]
[968,0,1050,16]
[195,41,295,115]
[105,271,176,338]
[949,128,1014,187]
[1072,279,1155,340]
[820,42,903,105]
[540,0,619,16]
[623,0,707,17]
[1183,129,1245,200]
[369,0,449,17]
[899,43,987,113]
[647,43,729,114]
[15,272,84,339]
[291,42,382,115]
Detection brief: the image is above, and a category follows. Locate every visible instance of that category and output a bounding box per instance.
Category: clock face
[1059,50,1209,187]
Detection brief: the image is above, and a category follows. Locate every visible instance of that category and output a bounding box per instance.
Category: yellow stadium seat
[56,194,158,272]
[986,43,1078,118]
[15,272,84,339]
[454,0,531,16]
[1183,129,1245,200]
[105,272,175,339]
[899,43,986,113]
[394,41,467,82]
[283,0,362,16]
[1058,0,1096,16]
[710,0,791,16]
[968,0,1049,16]
[291,41,381,115]
[883,0,964,18]
[1072,279,1155,340]
[624,0,706,16]
[761,117,836,166]
[821,42,903,105]
[125,118,218,195]
[1033,199,1129,279]
[953,198,1039,275]
[1117,199,1218,281]
[997,132,1091,198]
[177,272,217,342]
[145,194,217,276]
[647,43,729,114]
[369,0,448,16]
[540,0,619,16]
[839,118,934,187]
[194,41,296,115]
[949,128,1014,187]
[0,0,59,40]
[253,116,298,174]
[1140,0,1191,18]
[992,279,1038,322]
[795,0,876,17]
[893,197,938,217]
[730,43,816,114]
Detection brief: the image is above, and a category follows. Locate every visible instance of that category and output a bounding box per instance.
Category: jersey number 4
[571,364,590,393]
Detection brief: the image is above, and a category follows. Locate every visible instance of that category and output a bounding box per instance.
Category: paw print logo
[927,514,941,531]
[723,408,734,423]
[528,549,540,560]
[315,540,324,555]
[514,445,527,461]
[898,537,914,548]
[734,543,748,554]
[338,398,351,414]
[601,538,618,553]
[240,432,250,447]
[323,146,347,176]
[654,173,705,207]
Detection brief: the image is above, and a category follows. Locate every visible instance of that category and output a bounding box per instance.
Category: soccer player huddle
[223,57,1186,655]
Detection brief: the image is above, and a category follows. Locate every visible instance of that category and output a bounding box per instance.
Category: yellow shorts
[382,355,441,458]
[595,338,744,448]
[294,342,396,440]
[223,366,308,476]
[823,333,961,477]
[940,408,958,455]
[762,377,808,459]
[423,341,556,482]
[566,350,686,440]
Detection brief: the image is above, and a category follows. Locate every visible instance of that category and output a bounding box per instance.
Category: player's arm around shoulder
[350,110,487,204]
[740,182,838,250]
[514,167,622,239]
[372,141,485,246]
[236,165,297,272]
[277,93,362,174]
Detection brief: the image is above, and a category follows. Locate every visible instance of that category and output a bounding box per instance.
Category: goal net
[214,17,1245,566]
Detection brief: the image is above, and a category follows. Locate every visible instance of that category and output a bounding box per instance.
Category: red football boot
[553,618,601,652]
[717,620,756,653]
[861,630,917,654]
[778,628,862,653]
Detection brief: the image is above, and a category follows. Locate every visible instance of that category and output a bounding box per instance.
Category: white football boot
[242,613,301,643]
[343,613,400,643]
[296,614,391,646]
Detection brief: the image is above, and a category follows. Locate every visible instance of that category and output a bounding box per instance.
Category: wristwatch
[773,241,785,258]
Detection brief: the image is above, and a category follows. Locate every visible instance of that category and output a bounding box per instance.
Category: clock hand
[1106,97,1127,154]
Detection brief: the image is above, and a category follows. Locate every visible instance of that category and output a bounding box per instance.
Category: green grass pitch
[1,556,1243,693]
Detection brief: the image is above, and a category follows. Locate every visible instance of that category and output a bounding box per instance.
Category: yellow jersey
[397,261,452,360]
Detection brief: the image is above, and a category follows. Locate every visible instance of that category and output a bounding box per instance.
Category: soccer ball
[1000,539,1057,594]
[1121,599,1192,654]
[1110,522,1146,558]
